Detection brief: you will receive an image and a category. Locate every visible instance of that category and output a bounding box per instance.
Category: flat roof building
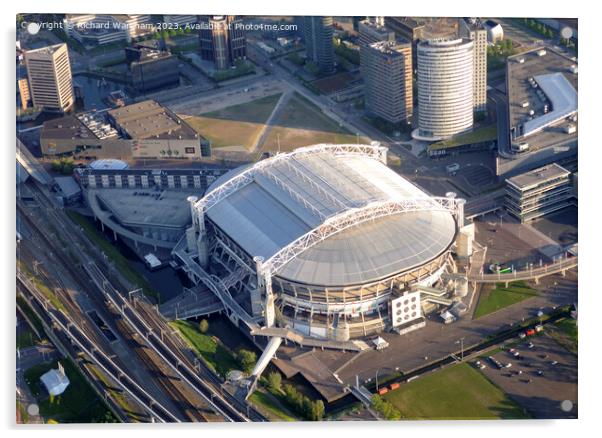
[505,163,573,222]
[40,101,211,159]
[363,41,413,124]
[24,43,74,113]
[126,47,180,92]
[506,47,578,148]
[108,100,199,141]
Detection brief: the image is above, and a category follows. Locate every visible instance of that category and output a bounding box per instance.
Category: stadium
[175,143,466,341]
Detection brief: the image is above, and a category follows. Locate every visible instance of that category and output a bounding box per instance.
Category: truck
[511,142,530,153]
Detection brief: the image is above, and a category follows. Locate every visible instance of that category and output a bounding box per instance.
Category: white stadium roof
[523,72,578,138]
[203,145,457,287]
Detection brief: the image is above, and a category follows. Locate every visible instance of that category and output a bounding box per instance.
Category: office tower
[303,16,335,74]
[363,41,413,124]
[24,43,74,113]
[415,38,474,140]
[198,15,246,69]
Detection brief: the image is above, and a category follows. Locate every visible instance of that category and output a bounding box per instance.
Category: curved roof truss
[194,143,387,214]
[261,196,459,278]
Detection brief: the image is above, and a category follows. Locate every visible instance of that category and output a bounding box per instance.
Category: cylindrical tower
[415,38,474,140]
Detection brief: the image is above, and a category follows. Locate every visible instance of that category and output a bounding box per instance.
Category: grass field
[474,281,538,319]
[249,390,297,421]
[384,363,528,420]
[66,211,159,301]
[262,93,370,152]
[185,94,282,149]
[548,318,578,354]
[170,320,239,377]
[24,359,116,423]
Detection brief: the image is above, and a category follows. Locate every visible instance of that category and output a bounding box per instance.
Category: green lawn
[263,93,370,152]
[249,390,297,421]
[384,363,528,420]
[185,94,282,149]
[429,124,497,151]
[549,318,578,355]
[24,359,117,423]
[474,281,538,319]
[170,320,239,377]
[66,211,159,301]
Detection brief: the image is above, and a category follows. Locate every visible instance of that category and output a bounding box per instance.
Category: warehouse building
[40,100,211,160]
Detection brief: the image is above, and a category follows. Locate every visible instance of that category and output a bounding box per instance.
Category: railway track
[86,262,251,422]
[17,183,214,422]
[18,179,248,421]
[17,274,181,423]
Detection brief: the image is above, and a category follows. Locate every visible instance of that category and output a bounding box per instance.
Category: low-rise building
[40,100,211,160]
[505,163,573,222]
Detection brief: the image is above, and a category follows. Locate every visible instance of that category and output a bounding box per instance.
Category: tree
[199,319,209,334]
[312,400,325,420]
[237,349,257,374]
[266,371,282,393]
[371,394,401,421]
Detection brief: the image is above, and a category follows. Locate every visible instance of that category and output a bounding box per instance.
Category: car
[480,364,486,370]
[513,351,520,357]
[551,360,558,366]
[518,332,527,339]
[505,363,512,368]
[527,342,534,349]
[446,163,460,174]
[537,370,544,376]
[518,370,523,375]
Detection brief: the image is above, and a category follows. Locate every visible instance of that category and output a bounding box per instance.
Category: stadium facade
[175,144,466,341]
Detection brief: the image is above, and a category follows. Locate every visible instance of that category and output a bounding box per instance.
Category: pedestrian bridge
[467,256,577,284]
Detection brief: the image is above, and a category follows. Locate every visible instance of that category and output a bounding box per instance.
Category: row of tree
[282,383,325,421]
[371,394,401,420]
[521,18,556,39]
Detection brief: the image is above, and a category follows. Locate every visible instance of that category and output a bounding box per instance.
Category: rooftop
[204,145,457,286]
[108,100,199,141]
[25,43,65,56]
[95,188,196,229]
[368,40,410,54]
[41,115,100,141]
[522,72,577,138]
[506,163,571,190]
[507,46,578,147]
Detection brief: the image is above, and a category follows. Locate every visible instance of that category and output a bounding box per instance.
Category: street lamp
[456,337,465,361]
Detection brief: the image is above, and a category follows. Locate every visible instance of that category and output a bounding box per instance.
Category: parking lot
[477,334,577,418]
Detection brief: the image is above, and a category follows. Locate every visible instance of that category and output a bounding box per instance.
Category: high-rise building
[459,18,488,113]
[414,38,474,140]
[198,15,246,70]
[303,16,335,74]
[358,18,396,77]
[24,43,74,113]
[363,41,413,124]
